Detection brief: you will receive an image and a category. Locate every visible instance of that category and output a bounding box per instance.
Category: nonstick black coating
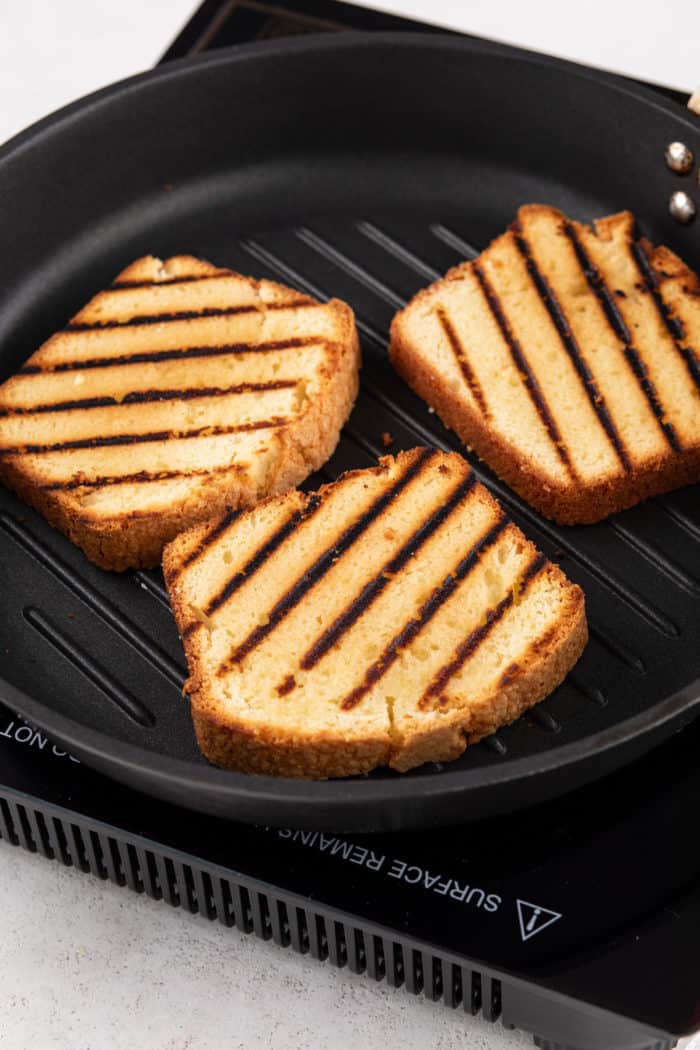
[0,33,698,831]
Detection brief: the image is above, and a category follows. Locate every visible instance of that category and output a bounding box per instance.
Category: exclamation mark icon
[525,907,542,935]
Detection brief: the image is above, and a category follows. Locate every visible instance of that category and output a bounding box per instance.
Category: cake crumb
[381,431,394,448]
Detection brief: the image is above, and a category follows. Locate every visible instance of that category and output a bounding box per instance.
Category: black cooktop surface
[1,695,699,1041]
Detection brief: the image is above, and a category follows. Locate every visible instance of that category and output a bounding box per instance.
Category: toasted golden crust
[390,205,700,524]
[0,255,360,570]
[164,449,587,779]
[390,317,700,525]
[190,708,391,779]
[390,571,587,770]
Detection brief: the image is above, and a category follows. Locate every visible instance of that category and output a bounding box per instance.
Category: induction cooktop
[1,682,699,1050]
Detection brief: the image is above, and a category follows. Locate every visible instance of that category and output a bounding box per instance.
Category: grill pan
[0,33,698,832]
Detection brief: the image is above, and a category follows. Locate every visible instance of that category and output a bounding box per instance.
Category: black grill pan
[0,34,698,831]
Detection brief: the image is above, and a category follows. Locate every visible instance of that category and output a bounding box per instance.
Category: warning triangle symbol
[516,899,562,942]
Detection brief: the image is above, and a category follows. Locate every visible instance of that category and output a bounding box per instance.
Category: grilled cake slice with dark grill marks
[390,206,700,524]
[164,449,587,778]
[0,255,360,569]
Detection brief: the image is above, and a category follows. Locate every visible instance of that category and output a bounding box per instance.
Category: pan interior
[0,36,697,826]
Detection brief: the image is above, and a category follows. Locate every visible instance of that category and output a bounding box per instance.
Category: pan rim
[1,29,698,168]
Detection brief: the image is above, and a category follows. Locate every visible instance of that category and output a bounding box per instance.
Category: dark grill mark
[110,273,231,290]
[419,553,546,708]
[177,507,246,575]
[300,472,477,671]
[473,263,574,475]
[630,239,700,393]
[204,496,324,619]
[498,661,521,688]
[339,515,508,710]
[435,307,489,418]
[42,463,240,493]
[63,297,314,332]
[0,417,284,457]
[512,223,631,472]
[620,347,680,447]
[0,380,298,417]
[276,674,297,696]
[563,223,680,452]
[218,448,436,671]
[65,305,259,331]
[19,337,319,375]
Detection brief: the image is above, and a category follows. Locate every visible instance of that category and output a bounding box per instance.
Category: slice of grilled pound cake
[390,206,700,524]
[0,255,360,569]
[163,448,587,778]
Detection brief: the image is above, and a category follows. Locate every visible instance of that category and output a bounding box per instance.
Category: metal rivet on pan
[669,190,696,224]
[665,141,694,174]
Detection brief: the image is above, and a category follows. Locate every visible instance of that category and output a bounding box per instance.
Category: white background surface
[1,0,699,145]
[0,3,698,1049]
